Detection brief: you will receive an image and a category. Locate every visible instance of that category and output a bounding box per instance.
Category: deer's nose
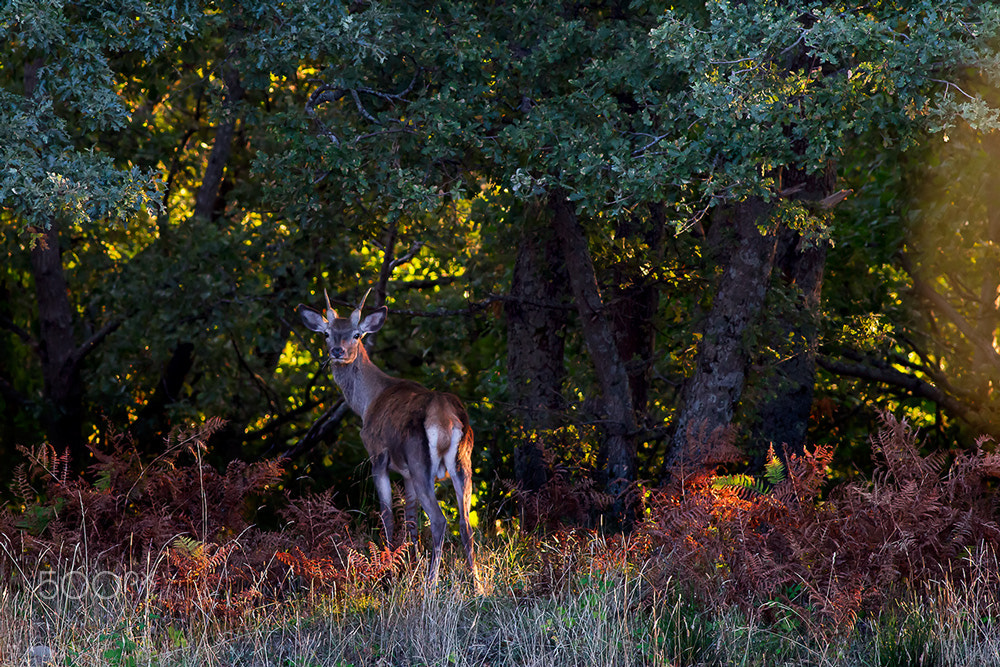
[330,346,345,358]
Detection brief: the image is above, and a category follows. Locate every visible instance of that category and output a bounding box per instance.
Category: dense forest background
[2,0,1000,525]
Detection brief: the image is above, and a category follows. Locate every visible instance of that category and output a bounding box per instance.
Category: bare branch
[69,320,121,371]
[902,255,1000,371]
[389,241,424,271]
[929,78,977,101]
[280,399,352,460]
[305,61,420,147]
[631,133,672,157]
[818,189,852,210]
[305,84,343,146]
[351,88,379,124]
[817,355,979,423]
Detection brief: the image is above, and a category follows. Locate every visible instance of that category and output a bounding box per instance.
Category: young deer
[299,290,477,587]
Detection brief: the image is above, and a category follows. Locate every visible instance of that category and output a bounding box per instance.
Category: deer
[299,289,478,588]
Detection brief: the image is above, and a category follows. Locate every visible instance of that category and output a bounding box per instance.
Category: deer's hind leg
[402,476,421,555]
[410,466,447,584]
[444,427,479,588]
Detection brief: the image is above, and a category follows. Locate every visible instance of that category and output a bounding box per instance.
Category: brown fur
[361,381,471,478]
[299,300,478,588]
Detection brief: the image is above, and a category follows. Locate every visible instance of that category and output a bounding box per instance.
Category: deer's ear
[360,306,387,334]
[299,305,328,333]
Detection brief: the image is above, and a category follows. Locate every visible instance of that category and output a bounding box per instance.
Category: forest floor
[4,413,1000,665]
[3,530,1000,667]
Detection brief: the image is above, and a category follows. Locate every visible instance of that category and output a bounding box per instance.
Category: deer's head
[300,289,387,365]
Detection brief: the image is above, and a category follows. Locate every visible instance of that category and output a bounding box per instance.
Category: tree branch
[901,255,1000,371]
[280,399,352,460]
[194,63,244,220]
[68,320,121,374]
[305,84,343,145]
[389,241,424,271]
[0,314,37,350]
[305,61,421,147]
[390,276,456,290]
[816,354,998,438]
[229,334,280,411]
[251,397,323,451]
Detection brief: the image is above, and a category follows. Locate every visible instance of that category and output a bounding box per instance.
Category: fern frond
[172,535,204,558]
[764,445,786,486]
[712,474,768,497]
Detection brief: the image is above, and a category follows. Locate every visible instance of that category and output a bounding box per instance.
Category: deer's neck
[331,345,392,421]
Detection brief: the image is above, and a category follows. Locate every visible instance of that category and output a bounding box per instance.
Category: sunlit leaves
[648,0,1000,209]
[0,1,181,232]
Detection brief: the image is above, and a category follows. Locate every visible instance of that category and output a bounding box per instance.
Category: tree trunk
[506,210,570,492]
[749,165,836,459]
[750,230,826,459]
[609,205,665,422]
[666,198,778,470]
[550,192,637,525]
[132,341,195,449]
[30,223,87,466]
[194,64,244,220]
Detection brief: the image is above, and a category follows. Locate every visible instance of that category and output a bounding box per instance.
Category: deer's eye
[354,333,363,340]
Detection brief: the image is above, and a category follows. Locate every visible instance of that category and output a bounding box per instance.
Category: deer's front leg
[372,452,395,545]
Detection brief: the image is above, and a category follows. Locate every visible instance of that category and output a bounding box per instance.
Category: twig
[929,78,976,101]
[631,133,672,157]
[389,241,424,271]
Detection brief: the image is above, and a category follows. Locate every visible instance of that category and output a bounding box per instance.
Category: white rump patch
[425,424,447,479]
[426,423,463,481]
[444,426,463,480]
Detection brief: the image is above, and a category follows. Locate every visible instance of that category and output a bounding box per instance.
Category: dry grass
[4,414,1000,665]
[3,533,1000,666]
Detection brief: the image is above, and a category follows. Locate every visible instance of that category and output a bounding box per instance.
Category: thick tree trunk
[609,205,665,422]
[666,198,778,470]
[750,166,836,459]
[550,192,637,525]
[750,230,826,458]
[30,223,87,465]
[506,212,570,491]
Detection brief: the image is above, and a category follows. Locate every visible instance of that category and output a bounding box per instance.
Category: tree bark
[750,229,826,458]
[506,210,570,491]
[550,192,637,525]
[666,198,778,470]
[20,59,90,466]
[194,64,244,220]
[609,204,665,422]
[30,223,87,465]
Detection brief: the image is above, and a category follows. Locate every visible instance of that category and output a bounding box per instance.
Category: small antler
[351,287,373,326]
[324,289,337,321]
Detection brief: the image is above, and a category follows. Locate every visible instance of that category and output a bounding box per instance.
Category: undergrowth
[1,412,999,665]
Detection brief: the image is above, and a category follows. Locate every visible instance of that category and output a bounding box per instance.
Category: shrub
[639,412,1000,632]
